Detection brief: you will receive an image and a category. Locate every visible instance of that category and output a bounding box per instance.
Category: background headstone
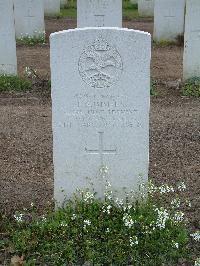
[50,28,151,205]
[138,0,154,17]
[44,0,60,16]
[14,0,45,39]
[0,0,17,75]
[60,0,68,8]
[154,0,186,42]
[183,0,200,80]
[130,0,138,4]
[77,0,122,28]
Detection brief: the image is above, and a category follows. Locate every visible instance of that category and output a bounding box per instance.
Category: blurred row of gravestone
[1,0,200,80]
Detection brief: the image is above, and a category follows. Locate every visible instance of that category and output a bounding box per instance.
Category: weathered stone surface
[77,0,122,27]
[14,0,45,38]
[50,28,151,205]
[154,0,185,42]
[183,0,200,80]
[0,0,17,75]
[44,0,60,16]
[138,0,154,17]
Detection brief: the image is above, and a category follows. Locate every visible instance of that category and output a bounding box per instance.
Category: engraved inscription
[59,93,141,129]
[85,131,117,167]
[94,15,105,27]
[78,37,123,89]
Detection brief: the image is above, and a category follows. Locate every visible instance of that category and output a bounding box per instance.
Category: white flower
[173,211,184,223]
[106,228,110,233]
[177,182,186,192]
[190,231,200,242]
[41,215,47,222]
[61,221,68,227]
[130,236,138,246]
[148,181,158,194]
[171,198,181,208]
[159,184,174,194]
[84,191,94,202]
[155,207,169,229]
[14,213,24,223]
[123,214,135,228]
[195,258,200,266]
[115,198,124,207]
[25,66,32,77]
[84,219,91,226]
[71,214,76,220]
[102,205,112,214]
[172,241,179,249]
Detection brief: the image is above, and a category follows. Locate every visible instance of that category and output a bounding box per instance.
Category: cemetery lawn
[0,17,199,265]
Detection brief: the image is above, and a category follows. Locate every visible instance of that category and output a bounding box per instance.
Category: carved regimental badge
[78,37,123,89]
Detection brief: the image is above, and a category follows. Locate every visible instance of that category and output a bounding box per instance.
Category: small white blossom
[172,241,179,249]
[159,184,174,194]
[71,214,76,220]
[106,228,110,233]
[130,236,138,246]
[173,211,184,223]
[177,182,186,192]
[60,221,68,227]
[14,213,24,223]
[102,205,112,214]
[195,258,200,266]
[190,231,200,242]
[41,215,47,222]
[123,214,135,228]
[84,219,91,226]
[115,198,124,207]
[148,181,158,194]
[155,207,169,229]
[84,191,94,202]
[171,198,181,208]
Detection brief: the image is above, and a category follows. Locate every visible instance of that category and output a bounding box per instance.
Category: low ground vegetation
[1,179,199,265]
[182,77,200,97]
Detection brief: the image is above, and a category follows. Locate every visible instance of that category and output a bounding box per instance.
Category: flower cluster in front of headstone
[17,31,46,46]
[5,178,198,265]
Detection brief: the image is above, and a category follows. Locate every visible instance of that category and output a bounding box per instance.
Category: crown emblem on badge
[93,37,109,51]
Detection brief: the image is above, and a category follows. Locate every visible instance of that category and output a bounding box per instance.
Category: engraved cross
[85,131,117,167]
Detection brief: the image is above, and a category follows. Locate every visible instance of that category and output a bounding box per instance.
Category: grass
[60,0,139,20]
[1,180,199,265]
[153,40,178,47]
[182,77,200,97]
[0,75,32,92]
[151,79,158,96]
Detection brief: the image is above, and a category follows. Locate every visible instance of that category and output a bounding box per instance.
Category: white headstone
[44,0,60,16]
[77,0,122,28]
[60,0,68,8]
[183,0,200,80]
[154,0,186,42]
[14,0,45,39]
[138,0,154,17]
[0,0,17,75]
[50,28,151,205]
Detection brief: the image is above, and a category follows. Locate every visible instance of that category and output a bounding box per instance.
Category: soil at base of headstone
[0,19,199,265]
